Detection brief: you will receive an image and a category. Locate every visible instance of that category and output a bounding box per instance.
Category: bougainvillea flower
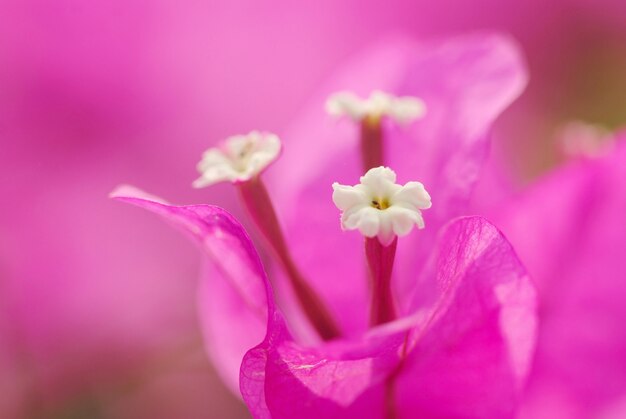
[325,90,426,125]
[113,33,537,417]
[487,134,626,419]
[332,166,432,246]
[193,131,282,188]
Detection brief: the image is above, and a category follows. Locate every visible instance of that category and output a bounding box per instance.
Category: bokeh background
[1,1,625,418]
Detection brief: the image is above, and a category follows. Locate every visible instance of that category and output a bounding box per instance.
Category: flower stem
[237,176,341,340]
[365,236,398,326]
[360,117,384,170]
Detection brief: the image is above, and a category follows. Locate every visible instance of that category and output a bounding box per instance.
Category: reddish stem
[360,118,384,171]
[365,236,398,326]
[237,177,341,340]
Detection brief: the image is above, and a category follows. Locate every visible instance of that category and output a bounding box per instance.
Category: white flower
[332,167,432,246]
[325,90,426,125]
[193,131,281,188]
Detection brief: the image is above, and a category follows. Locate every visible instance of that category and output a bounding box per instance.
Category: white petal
[388,207,424,236]
[376,211,396,246]
[332,183,367,211]
[366,91,393,117]
[343,206,379,237]
[392,181,432,210]
[388,96,427,124]
[359,167,398,197]
[192,168,235,188]
[325,91,365,120]
[197,149,230,172]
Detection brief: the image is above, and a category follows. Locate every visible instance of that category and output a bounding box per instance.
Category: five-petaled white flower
[325,90,426,125]
[193,131,281,188]
[332,166,432,246]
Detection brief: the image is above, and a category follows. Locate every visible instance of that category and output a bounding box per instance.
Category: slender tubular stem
[360,117,384,171]
[365,236,398,326]
[237,176,341,340]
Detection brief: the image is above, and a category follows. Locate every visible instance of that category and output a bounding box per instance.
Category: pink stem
[237,177,341,340]
[365,236,398,326]
[360,118,384,170]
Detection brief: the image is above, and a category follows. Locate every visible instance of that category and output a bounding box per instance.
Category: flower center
[371,198,390,210]
[236,140,254,158]
[231,141,257,172]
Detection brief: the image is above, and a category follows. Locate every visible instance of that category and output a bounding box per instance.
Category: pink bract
[490,136,626,419]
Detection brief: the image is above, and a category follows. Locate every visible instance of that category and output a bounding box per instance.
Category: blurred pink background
[1,1,625,418]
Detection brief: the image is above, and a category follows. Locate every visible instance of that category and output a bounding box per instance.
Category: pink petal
[394,217,537,418]
[267,33,528,336]
[111,186,274,396]
[240,217,537,418]
[491,137,626,418]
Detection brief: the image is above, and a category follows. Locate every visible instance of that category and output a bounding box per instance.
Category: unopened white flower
[325,90,426,125]
[193,131,281,188]
[332,166,432,246]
